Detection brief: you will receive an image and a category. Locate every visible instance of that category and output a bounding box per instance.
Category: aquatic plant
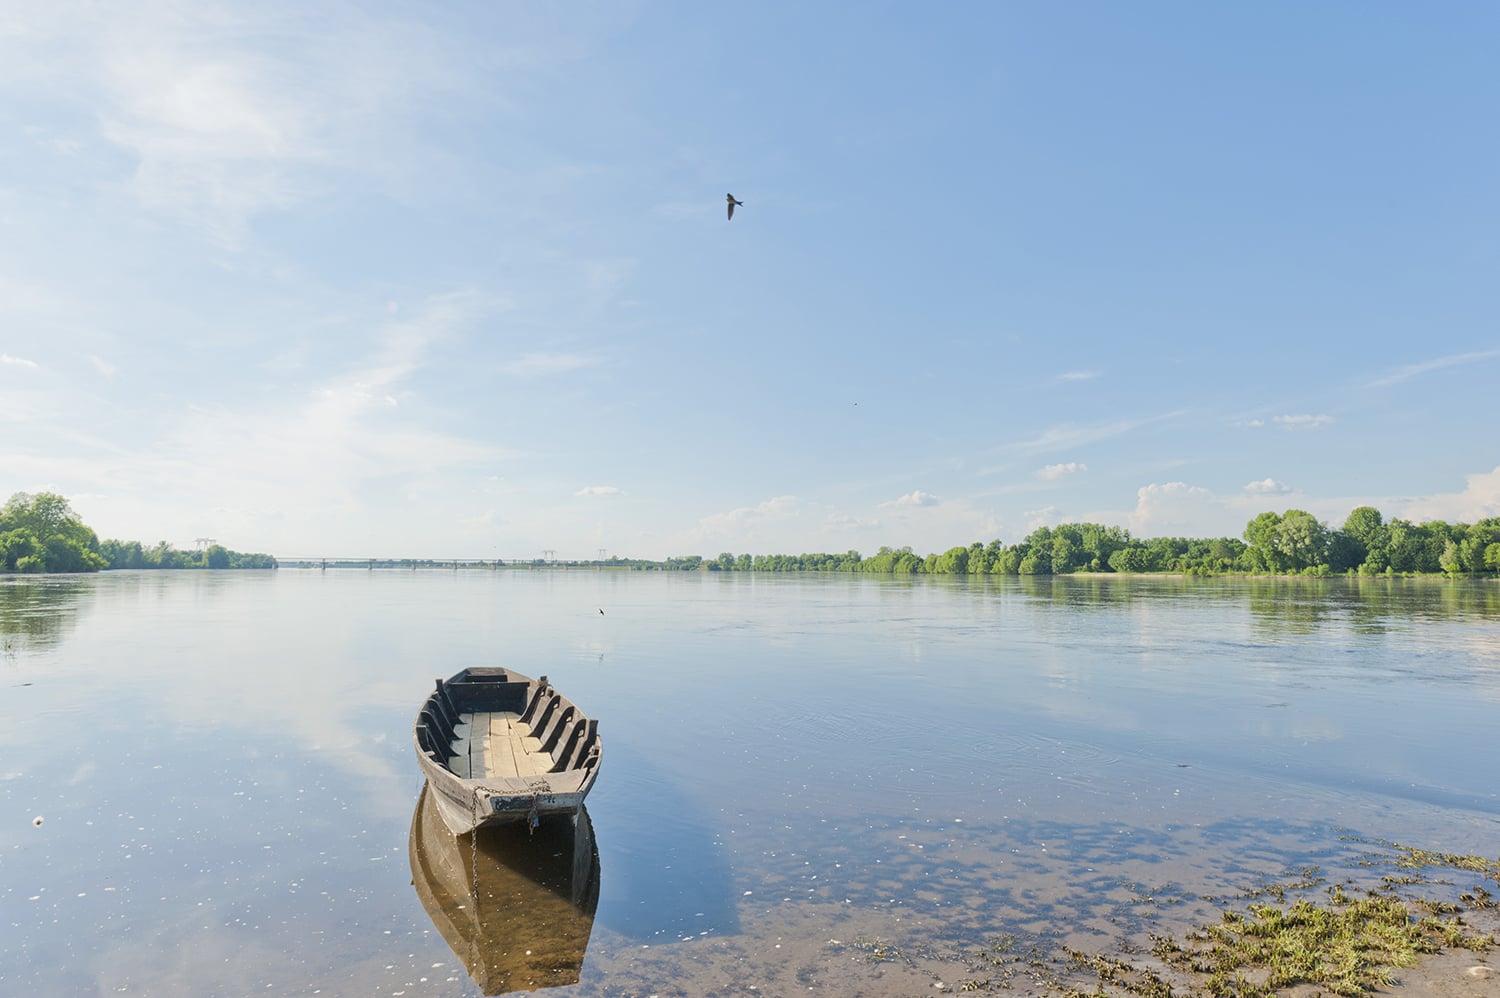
[1055,844,1497,997]
[1148,884,1490,996]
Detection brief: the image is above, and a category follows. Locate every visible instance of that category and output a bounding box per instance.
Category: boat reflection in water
[409,781,600,994]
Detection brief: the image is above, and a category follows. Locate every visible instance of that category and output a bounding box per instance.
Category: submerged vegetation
[1,492,276,573]
[841,842,1500,997]
[1147,883,1493,997]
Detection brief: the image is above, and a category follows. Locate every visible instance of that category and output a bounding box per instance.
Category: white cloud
[882,490,940,508]
[692,496,803,538]
[1243,478,1293,496]
[1035,462,1087,480]
[1023,505,1059,530]
[1233,418,1264,428]
[1056,370,1100,382]
[1124,481,1373,539]
[1129,482,1220,536]
[575,485,621,497]
[825,512,881,531]
[500,353,602,377]
[1,353,39,368]
[1401,466,1500,524]
[1273,414,1333,430]
[1368,349,1500,388]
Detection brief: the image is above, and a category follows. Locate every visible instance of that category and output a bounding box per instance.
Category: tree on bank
[10,490,1493,578]
[669,508,1499,578]
[0,493,108,573]
[2,492,277,573]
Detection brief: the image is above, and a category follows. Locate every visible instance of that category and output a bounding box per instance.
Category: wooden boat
[409,781,599,995]
[414,667,602,835]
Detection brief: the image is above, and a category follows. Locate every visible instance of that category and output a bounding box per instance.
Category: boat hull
[414,667,602,836]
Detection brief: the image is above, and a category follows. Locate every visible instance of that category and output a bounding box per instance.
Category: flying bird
[726,193,743,220]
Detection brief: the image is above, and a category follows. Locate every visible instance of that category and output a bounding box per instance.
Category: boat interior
[415,668,600,781]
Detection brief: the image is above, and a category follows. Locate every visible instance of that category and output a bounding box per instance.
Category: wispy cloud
[0,391,55,423]
[575,485,621,496]
[1273,414,1333,430]
[1035,462,1087,480]
[500,352,602,377]
[1055,370,1101,382]
[26,293,512,548]
[1,353,39,369]
[99,46,321,238]
[1232,418,1264,428]
[1368,349,1500,388]
[999,411,1183,456]
[5,3,465,242]
[1243,478,1292,495]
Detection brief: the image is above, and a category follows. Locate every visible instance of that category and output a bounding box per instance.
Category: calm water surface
[2,571,1498,996]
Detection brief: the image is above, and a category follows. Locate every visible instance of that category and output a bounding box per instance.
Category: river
[2,570,1497,995]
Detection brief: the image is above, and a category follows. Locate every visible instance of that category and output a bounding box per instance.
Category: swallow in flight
[727,193,743,220]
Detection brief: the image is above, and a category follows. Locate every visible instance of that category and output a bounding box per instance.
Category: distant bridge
[275,557,618,571]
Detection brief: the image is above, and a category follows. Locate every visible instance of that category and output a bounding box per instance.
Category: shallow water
[2,571,1497,995]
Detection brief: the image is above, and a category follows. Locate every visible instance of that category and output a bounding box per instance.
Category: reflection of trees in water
[0,577,88,655]
[1247,577,1500,637]
[1245,578,1337,636]
[993,573,1500,631]
[1013,573,1253,612]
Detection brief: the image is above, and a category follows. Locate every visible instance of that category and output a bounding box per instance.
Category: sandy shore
[1371,951,1497,998]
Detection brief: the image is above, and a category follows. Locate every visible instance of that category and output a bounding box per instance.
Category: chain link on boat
[524,777,551,834]
[469,786,485,909]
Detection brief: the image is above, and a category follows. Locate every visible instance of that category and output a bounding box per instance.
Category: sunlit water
[2,571,1497,995]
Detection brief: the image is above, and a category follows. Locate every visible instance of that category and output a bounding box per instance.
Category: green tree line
[680,506,1500,577]
[2,493,277,573]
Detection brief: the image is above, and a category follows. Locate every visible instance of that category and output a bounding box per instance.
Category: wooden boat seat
[449,711,552,780]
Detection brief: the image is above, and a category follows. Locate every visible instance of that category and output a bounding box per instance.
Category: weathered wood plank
[512,716,540,751]
[449,710,548,779]
[488,713,521,778]
[509,713,545,776]
[503,716,548,776]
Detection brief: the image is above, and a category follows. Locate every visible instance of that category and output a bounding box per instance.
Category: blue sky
[3,2,1497,560]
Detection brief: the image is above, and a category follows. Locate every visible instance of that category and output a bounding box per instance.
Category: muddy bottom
[528,900,1500,997]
